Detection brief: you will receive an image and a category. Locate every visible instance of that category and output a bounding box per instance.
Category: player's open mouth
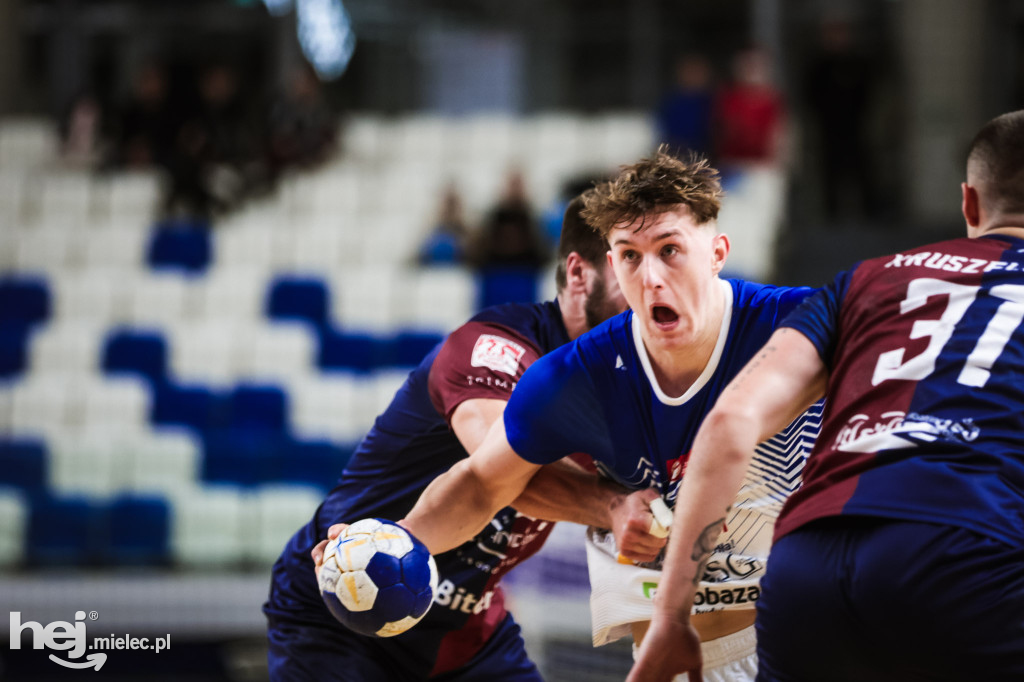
[651,305,679,329]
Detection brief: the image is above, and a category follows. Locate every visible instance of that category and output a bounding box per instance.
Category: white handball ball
[318,518,438,637]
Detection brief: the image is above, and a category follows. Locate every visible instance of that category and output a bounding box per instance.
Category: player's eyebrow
[612,230,681,247]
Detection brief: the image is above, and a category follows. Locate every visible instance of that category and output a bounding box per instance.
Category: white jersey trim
[631,278,734,406]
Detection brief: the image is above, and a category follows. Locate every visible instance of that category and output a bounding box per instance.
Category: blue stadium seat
[0,323,32,379]
[478,267,539,309]
[227,383,288,432]
[318,329,396,372]
[151,382,223,432]
[27,495,107,566]
[0,276,51,327]
[266,277,330,327]
[201,427,282,487]
[101,328,168,383]
[146,222,212,272]
[394,330,444,368]
[0,439,48,498]
[105,494,171,565]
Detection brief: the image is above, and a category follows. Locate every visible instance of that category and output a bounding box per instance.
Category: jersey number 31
[872,277,1024,388]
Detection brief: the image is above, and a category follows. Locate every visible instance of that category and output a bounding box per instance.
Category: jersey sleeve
[503,344,610,466]
[428,320,543,423]
[779,268,853,367]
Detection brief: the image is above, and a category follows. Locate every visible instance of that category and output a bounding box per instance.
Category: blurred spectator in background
[471,169,549,270]
[656,53,716,160]
[111,61,178,170]
[802,17,880,222]
[715,46,786,167]
[417,182,471,266]
[165,61,262,220]
[266,63,338,179]
[60,90,105,168]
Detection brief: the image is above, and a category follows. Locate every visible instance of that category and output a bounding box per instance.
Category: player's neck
[642,288,725,398]
[977,221,1024,241]
[646,329,720,397]
[556,290,588,340]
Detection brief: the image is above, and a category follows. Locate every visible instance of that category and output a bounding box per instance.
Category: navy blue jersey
[266,300,570,676]
[778,234,1024,548]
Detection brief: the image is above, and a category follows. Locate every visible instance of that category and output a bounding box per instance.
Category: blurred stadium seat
[0,487,28,567]
[0,112,669,584]
[102,327,169,383]
[266,276,330,327]
[26,494,107,566]
[0,438,48,498]
[106,493,172,565]
[147,223,212,272]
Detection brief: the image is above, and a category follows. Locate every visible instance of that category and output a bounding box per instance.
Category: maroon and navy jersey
[777,234,1024,548]
[268,301,571,676]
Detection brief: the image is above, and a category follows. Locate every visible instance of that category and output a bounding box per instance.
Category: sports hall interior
[1,0,1022,679]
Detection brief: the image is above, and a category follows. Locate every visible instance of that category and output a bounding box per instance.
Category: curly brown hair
[580,149,724,239]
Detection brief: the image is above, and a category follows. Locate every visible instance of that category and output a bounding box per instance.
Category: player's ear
[962,182,981,228]
[710,231,730,276]
[565,252,587,291]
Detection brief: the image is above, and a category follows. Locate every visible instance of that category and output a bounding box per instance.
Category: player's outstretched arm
[515,466,667,563]
[450,397,667,561]
[628,328,827,682]
[400,417,541,556]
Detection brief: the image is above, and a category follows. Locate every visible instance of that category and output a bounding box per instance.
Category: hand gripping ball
[318,518,438,637]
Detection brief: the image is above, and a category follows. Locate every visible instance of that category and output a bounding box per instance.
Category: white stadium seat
[126,428,201,496]
[234,322,317,383]
[0,118,58,169]
[395,267,475,332]
[288,373,362,442]
[168,483,247,568]
[168,319,244,387]
[0,488,28,567]
[50,269,133,325]
[46,426,139,497]
[245,484,324,566]
[330,266,400,332]
[29,320,105,377]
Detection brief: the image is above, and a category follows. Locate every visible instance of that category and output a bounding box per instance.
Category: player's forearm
[399,459,503,555]
[512,459,627,527]
[652,408,760,624]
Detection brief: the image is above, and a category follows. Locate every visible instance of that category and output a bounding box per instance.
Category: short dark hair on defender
[967,110,1024,215]
[581,148,723,238]
[556,193,610,291]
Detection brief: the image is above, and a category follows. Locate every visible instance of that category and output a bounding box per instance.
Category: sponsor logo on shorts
[692,586,760,607]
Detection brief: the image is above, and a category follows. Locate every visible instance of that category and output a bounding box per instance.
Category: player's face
[607,207,728,350]
[583,258,628,330]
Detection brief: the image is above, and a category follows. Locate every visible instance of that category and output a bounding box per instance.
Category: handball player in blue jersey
[265,197,670,681]
[631,111,1024,682]
[398,151,822,682]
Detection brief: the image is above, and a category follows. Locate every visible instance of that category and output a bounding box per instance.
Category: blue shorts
[267,609,541,682]
[264,521,542,682]
[756,517,1024,682]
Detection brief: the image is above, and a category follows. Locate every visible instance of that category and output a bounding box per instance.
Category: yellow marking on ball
[343,573,361,605]
[372,531,404,541]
